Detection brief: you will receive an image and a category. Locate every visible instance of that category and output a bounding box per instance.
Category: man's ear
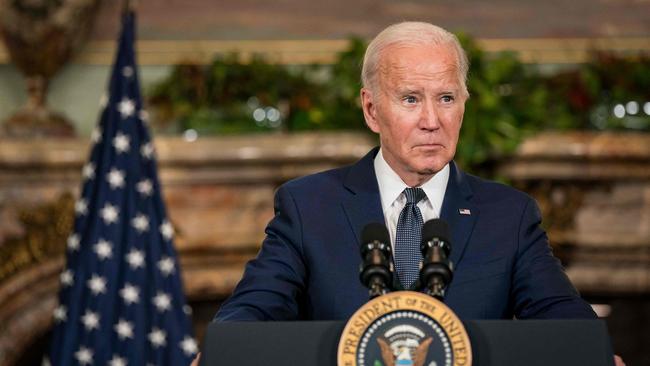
[361,88,380,133]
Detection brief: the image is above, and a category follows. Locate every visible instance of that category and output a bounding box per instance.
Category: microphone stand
[360,239,393,299]
[420,238,453,300]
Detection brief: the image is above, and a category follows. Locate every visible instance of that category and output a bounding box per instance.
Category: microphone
[359,223,393,299]
[420,219,453,300]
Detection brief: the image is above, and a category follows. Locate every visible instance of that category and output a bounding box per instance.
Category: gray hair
[361,22,469,96]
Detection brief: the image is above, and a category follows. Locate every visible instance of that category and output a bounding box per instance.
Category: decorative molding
[0,195,73,284]
[501,132,650,180]
[0,258,61,366]
[2,38,649,65]
[0,132,373,167]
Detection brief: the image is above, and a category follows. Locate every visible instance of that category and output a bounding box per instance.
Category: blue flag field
[47,11,196,366]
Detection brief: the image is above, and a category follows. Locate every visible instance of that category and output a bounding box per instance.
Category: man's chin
[415,165,446,176]
[413,158,450,175]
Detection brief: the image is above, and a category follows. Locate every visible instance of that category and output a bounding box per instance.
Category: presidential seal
[338,291,471,366]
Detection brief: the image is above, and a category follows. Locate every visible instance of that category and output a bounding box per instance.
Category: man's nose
[419,100,440,130]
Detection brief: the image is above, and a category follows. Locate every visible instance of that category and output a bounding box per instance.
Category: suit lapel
[440,161,479,268]
[341,147,385,249]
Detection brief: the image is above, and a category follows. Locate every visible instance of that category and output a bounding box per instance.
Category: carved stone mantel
[0,132,375,365]
[498,131,650,296]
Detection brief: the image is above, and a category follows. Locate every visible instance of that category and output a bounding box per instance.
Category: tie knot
[403,187,426,204]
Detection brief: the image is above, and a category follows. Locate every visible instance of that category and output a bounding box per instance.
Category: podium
[199,319,614,366]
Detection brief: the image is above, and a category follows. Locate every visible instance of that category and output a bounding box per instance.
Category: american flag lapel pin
[459,208,471,215]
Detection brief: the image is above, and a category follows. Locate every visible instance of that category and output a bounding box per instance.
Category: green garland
[147,36,650,172]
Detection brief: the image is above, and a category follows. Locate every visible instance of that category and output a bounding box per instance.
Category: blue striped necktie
[394,187,426,289]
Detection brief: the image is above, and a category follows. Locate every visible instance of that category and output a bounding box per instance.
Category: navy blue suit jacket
[215,148,596,321]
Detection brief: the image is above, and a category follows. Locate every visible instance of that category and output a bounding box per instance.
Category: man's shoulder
[280,148,377,197]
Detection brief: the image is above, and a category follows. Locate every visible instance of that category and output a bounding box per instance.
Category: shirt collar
[374,148,450,212]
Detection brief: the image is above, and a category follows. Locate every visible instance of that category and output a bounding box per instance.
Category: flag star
[82,162,95,180]
[139,110,150,123]
[60,269,74,287]
[179,336,198,356]
[117,97,135,119]
[113,132,131,154]
[114,319,134,340]
[67,234,80,251]
[91,126,102,143]
[157,257,175,276]
[106,168,125,189]
[75,199,88,216]
[74,346,93,365]
[141,142,154,159]
[87,274,107,295]
[81,310,100,331]
[148,328,167,348]
[125,249,145,270]
[136,179,153,197]
[160,220,174,241]
[131,213,150,233]
[152,292,172,312]
[183,305,193,315]
[53,305,67,322]
[119,283,140,305]
[94,239,113,260]
[122,66,134,78]
[109,355,127,366]
[100,203,120,224]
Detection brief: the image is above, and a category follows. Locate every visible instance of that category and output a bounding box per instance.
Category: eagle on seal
[378,337,433,366]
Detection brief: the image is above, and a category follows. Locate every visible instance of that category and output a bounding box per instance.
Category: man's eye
[404,96,417,104]
[441,95,454,103]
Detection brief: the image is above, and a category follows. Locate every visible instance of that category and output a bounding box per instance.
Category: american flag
[47,11,196,366]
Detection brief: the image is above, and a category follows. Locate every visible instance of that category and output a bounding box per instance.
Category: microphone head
[421,219,451,250]
[360,223,391,254]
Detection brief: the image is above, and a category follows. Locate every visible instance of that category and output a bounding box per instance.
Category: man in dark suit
[214,22,596,322]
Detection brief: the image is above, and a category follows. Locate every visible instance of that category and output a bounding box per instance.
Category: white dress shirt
[373,148,450,248]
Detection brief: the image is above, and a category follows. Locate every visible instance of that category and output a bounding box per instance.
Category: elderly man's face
[362,43,466,186]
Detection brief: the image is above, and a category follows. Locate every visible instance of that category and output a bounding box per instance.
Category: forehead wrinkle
[379,62,461,93]
[377,47,461,91]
